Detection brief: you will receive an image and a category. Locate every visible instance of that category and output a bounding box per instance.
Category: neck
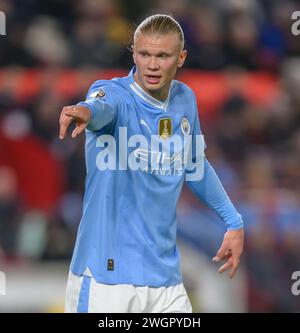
[134,72,169,102]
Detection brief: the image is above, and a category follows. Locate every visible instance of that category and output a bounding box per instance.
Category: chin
[146,84,161,91]
[143,81,163,91]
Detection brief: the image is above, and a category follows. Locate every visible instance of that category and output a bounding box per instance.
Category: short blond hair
[134,14,184,49]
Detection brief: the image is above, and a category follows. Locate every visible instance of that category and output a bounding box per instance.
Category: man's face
[133,32,187,101]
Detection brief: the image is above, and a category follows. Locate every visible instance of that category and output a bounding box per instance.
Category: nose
[147,56,159,71]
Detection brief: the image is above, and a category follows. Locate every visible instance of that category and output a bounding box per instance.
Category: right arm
[59,85,119,139]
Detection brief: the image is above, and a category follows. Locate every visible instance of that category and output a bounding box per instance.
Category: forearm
[78,99,116,131]
[186,158,243,230]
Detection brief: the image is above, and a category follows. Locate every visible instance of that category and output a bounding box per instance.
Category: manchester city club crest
[181,117,190,135]
[158,118,172,139]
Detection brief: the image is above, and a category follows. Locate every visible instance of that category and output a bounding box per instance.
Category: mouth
[145,74,162,85]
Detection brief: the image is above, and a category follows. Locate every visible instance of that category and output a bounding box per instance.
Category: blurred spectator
[23,16,70,67]
[0,166,21,259]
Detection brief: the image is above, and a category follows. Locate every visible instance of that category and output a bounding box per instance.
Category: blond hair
[134,14,184,49]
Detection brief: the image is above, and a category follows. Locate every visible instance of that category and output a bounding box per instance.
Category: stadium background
[0,0,300,312]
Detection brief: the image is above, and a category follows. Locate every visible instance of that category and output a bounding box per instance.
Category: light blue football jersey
[70,66,243,287]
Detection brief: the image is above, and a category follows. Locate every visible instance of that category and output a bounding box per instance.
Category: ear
[177,49,187,68]
[132,45,136,64]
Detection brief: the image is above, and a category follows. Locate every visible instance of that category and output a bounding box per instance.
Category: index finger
[64,107,80,118]
[218,261,232,274]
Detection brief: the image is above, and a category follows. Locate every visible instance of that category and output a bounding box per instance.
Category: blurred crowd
[0,0,300,312]
[0,0,300,70]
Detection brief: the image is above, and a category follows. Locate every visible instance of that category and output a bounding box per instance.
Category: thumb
[212,246,228,262]
[72,123,87,138]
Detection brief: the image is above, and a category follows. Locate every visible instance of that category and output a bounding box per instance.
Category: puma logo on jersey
[140,119,152,134]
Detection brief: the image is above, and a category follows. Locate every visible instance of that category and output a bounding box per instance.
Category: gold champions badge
[158,118,172,139]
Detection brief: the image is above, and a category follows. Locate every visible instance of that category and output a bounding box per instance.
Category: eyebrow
[137,49,173,56]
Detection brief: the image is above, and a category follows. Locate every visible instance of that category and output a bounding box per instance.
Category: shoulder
[171,80,198,120]
[172,80,196,101]
[87,79,125,99]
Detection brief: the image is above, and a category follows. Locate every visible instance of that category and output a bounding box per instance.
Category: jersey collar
[128,66,172,111]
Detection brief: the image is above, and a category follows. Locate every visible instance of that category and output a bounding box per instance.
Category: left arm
[186,158,244,278]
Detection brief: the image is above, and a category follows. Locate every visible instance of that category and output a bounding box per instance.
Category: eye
[159,54,169,59]
[140,52,149,58]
